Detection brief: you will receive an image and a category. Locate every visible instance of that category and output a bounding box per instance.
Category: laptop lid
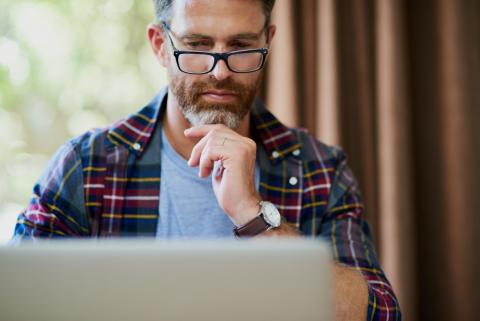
[0,239,332,321]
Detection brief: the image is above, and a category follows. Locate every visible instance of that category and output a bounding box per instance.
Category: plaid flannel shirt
[13,88,401,320]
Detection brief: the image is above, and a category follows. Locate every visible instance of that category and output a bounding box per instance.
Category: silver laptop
[0,239,332,321]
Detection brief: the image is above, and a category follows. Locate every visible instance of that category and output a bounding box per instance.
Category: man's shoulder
[68,125,114,158]
[68,90,166,160]
[252,99,346,168]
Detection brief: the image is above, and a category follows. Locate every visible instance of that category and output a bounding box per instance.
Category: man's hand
[185,124,260,227]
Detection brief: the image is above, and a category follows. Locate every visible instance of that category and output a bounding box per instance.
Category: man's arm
[332,264,368,321]
[316,150,401,321]
[261,150,401,320]
[185,124,400,320]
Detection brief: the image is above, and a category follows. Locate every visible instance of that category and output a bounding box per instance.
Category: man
[12,0,401,320]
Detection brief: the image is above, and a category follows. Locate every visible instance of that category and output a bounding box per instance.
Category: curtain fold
[264,1,480,320]
[265,0,297,127]
[375,0,415,318]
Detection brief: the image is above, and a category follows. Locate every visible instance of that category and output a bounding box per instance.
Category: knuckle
[243,139,256,154]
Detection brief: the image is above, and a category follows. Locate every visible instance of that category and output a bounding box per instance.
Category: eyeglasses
[162,23,269,75]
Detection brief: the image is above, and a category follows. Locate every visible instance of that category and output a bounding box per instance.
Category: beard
[170,74,261,130]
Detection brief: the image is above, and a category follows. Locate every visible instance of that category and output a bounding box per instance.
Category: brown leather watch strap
[233,214,270,238]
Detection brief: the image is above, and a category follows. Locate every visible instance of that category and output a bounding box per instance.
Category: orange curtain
[263,0,480,320]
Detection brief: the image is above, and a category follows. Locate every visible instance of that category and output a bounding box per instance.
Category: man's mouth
[201,90,237,102]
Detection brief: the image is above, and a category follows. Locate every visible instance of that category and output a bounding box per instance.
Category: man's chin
[184,109,244,130]
[193,99,243,115]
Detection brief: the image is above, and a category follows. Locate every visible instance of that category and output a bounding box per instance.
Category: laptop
[0,239,332,321]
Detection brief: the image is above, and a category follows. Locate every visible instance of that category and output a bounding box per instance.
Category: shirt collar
[107,88,302,162]
[107,88,166,156]
[251,100,302,163]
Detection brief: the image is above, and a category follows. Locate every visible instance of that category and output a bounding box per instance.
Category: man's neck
[162,89,252,161]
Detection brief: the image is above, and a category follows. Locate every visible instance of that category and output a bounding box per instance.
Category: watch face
[262,202,281,227]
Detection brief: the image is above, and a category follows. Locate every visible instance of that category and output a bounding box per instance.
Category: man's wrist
[233,200,292,238]
[230,197,261,227]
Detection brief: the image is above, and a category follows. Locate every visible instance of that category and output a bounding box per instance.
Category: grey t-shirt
[157,128,250,238]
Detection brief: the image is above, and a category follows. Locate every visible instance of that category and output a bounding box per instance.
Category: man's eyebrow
[226,32,262,41]
[179,33,212,40]
[178,32,262,41]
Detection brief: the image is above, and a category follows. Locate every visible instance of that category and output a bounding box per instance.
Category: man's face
[162,0,272,129]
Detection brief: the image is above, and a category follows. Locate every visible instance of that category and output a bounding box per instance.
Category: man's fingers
[188,134,210,166]
[198,146,223,177]
[184,124,228,138]
[187,130,239,166]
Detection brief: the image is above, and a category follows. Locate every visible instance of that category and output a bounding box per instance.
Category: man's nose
[211,59,232,81]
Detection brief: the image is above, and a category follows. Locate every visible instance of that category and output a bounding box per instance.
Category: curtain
[263,0,480,320]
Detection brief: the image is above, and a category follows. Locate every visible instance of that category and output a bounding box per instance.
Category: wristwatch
[233,201,282,238]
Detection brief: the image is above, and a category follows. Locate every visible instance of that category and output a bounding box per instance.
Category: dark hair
[152,0,276,26]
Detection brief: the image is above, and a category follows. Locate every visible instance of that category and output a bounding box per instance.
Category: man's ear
[266,24,276,45]
[147,23,168,67]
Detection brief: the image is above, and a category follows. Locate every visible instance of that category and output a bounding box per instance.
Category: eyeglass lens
[178,51,264,73]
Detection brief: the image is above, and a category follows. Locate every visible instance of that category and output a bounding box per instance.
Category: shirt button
[289,177,298,186]
[272,151,280,159]
[292,149,301,156]
[132,143,141,151]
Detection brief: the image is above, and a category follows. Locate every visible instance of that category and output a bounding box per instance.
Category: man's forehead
[169,0,266,37]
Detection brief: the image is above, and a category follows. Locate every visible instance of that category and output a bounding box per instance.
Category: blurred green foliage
[0,0,168,242]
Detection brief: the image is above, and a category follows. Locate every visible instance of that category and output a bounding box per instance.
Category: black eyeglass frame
[161,22,269,75]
